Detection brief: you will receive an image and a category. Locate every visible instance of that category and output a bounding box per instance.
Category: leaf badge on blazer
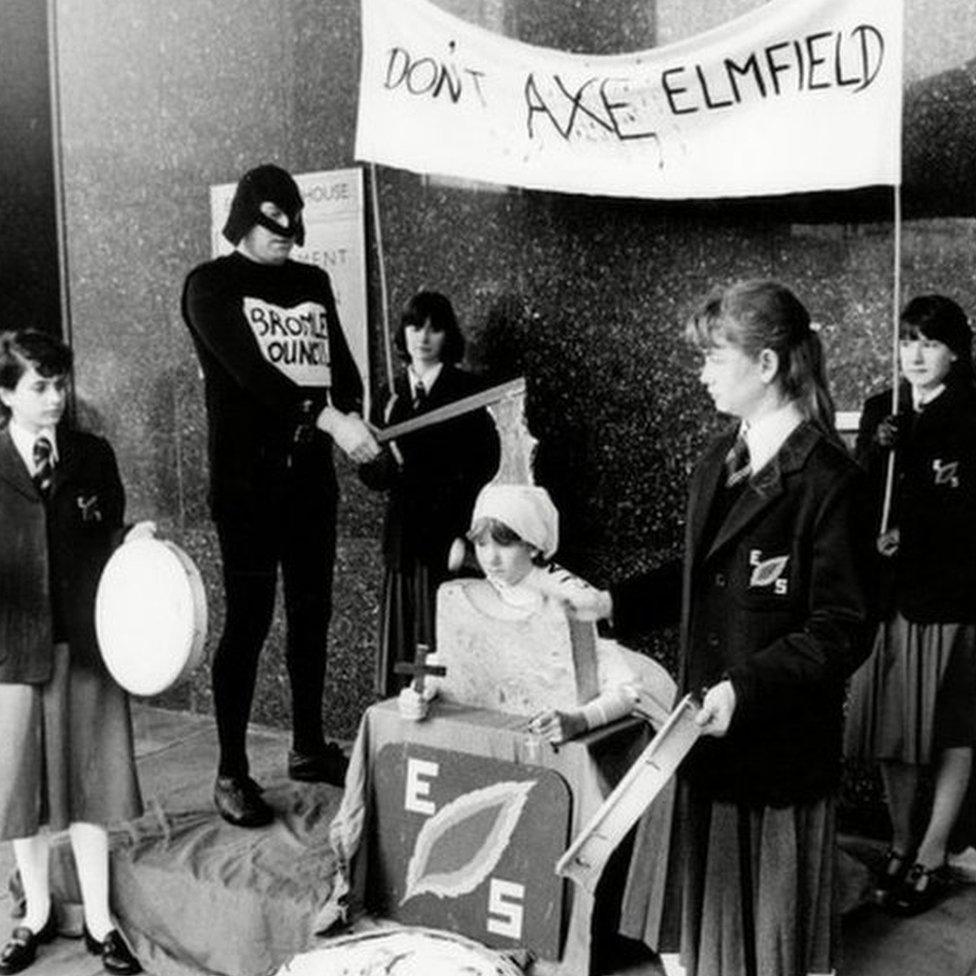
[933,459,960,488]
[401,780,535,904]
[749,554,789,589]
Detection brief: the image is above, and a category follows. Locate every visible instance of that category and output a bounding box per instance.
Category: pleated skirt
[0,644,143,841]
[674,786,836,976]
[845,614,976,764]
[375,562,435,699]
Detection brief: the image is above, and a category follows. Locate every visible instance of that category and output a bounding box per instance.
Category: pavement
[2,704,976,976]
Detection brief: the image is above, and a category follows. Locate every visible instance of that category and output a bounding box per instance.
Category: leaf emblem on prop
[401,780,535,904]
[749,555,789,588]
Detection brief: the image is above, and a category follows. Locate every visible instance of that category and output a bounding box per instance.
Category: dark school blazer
[611,421,871,807]
[0,425,124,684]
[857,383,976,623]
[359,365,500,571]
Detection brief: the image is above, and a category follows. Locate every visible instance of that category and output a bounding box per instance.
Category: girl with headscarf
[397,482,676,741]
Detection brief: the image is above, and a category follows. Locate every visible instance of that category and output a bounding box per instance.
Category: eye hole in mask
[255,208,301,240]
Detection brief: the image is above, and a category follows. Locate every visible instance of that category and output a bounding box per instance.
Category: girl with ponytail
[566,280,870,976]
[684,278,840,440]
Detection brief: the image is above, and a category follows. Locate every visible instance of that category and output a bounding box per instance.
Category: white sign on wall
[210,167,370,402]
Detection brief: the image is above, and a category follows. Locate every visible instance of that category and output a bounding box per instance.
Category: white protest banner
[210,168,370,400]
[355,0,902,199]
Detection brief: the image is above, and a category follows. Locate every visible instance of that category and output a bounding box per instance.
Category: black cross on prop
[394,642,447,695]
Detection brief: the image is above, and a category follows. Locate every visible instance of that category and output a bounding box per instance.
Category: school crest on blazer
[932,458,960,487]
[76,492,104,522]
[748,551,790,594]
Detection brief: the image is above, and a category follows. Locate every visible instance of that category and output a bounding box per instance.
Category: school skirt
[0,644,143,841]
[672,785,836,976]
[375,561,436,699]
[845,615,976,764]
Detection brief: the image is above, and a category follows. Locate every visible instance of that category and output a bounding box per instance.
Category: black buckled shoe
[874,846,910,904]
[83,926,142,975]
[214,774,274,827]
[288,742,349,786]
[888,861,953,916]
[0,911,57,975]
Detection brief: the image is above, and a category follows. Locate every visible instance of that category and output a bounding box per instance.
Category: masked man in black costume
[182,164,380,827]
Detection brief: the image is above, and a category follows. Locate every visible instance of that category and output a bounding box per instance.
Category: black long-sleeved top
[858,383,976,623]
[182,253,363,517]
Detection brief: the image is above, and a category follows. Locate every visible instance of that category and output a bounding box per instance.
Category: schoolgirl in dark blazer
[612,419,868,806]
[570,282,870,976]
[0,331,142,975]
[846,295,976,915]
[359,291,500,697]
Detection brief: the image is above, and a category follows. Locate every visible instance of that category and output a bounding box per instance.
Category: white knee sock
[68,822,113,939]
[11,834,51,932]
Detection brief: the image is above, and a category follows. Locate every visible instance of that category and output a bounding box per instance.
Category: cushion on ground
[41,781,344,976]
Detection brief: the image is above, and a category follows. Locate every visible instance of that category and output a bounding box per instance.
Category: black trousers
[212,487,337,778]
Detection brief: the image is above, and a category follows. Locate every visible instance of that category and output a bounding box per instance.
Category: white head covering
[470,484,559,559]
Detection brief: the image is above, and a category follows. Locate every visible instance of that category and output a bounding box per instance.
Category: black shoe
[874,846,910,903]
[241,775,265,794]
[0,911,57,975]
[888,861,953,916]
[214,774,274,827]
[288,743,349,786]
[83,926,142,975]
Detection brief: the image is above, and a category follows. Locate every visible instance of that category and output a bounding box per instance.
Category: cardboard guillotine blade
[376,378,524,441]
[376,374,537,484]
[555,694,702,895]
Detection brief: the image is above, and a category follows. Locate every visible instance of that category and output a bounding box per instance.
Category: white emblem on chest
[749,549,789,594]
[933,458,960,488]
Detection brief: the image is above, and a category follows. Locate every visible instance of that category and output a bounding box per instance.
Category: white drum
[95,538,208,696]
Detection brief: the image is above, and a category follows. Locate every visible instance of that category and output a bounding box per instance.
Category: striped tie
[724,434,751,488]
[413,381,426,411]
[33,435,55,495]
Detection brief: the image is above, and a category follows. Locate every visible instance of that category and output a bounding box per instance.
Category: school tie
[33,435,55,496]
[724,433,751,488]
[413,381,426,411]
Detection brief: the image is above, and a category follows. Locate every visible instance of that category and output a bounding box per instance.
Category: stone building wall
[52,0,976,740]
